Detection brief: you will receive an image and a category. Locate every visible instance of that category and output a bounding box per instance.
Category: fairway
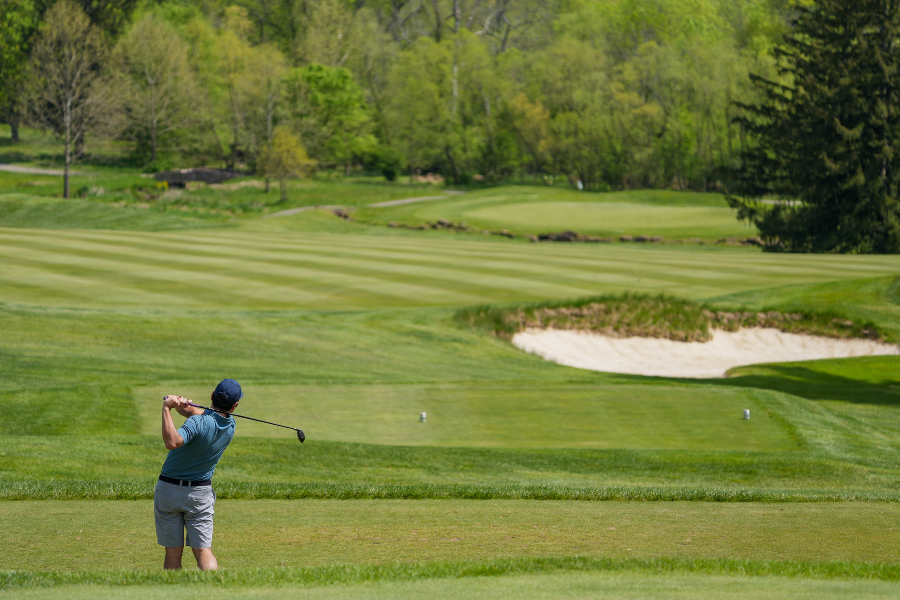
[2,226,898,310]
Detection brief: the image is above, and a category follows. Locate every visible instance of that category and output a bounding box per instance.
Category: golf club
[166,397,305,442]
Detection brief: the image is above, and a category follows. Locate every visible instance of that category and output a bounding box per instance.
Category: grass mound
[0,194,217,231]
[456,293,886,342]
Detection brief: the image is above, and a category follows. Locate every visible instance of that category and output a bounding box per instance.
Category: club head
[297,429,305,443]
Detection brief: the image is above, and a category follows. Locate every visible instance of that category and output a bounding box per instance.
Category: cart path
[0,163,82,176]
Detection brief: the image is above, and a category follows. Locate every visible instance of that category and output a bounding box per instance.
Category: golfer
[155,379,242,570]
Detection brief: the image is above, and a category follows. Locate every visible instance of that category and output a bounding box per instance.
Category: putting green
[1,500,898,571]
[137,384,796,451]
[452,202,750,239]
[354,187,757,240]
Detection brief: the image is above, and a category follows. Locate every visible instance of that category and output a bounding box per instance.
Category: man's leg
[191,547,218,570]
[164,546,184,570]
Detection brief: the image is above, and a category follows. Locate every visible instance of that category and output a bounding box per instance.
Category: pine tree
[729,0,900,253]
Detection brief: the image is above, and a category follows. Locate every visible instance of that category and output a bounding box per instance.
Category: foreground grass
[4,558,900,598]
[2,500,899,571]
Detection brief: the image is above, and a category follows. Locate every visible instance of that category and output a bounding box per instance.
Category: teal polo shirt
[161,410,235,481]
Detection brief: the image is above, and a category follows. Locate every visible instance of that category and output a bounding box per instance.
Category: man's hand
[163,395,189,410]
[165,395,204,418]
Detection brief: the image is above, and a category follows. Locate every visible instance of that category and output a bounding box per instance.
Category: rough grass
[455,292,888,342]
[0,194,220,231]
[4,480,897,502]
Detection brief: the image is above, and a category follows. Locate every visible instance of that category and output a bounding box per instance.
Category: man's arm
[162,396,188,450]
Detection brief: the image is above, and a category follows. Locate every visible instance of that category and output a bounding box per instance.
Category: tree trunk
[64,113,71,199]
[265,177,270,193]
[9,118,19,142]
[431,0,442,41]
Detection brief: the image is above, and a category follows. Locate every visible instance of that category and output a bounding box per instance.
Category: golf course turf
[1,143,900,597]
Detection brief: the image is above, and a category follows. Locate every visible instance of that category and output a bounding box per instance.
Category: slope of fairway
[353,187,755,240]
[0,194,218,230]
[2,227,898,310]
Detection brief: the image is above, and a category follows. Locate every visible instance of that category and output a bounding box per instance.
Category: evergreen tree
[729,0,900,253]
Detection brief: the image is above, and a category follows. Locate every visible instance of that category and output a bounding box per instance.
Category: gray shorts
[154,480,216,548]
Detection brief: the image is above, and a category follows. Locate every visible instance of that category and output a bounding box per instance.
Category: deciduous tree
[258,125,315,199]
[28,0,105,198]
[103,12,199,162]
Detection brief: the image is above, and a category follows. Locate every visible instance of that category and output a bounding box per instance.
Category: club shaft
[188,403,301,432]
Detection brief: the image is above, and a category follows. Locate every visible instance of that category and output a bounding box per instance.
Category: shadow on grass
[721,365,900,406]
[606,363,900,406]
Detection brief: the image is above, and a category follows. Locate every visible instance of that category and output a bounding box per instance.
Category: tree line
[1,0,792,193]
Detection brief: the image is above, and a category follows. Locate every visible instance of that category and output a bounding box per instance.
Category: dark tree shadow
[603,364,900,406]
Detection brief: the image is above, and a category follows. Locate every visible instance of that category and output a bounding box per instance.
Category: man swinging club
[155,379,242,570]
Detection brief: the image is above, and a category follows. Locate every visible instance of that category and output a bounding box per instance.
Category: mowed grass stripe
[8,226,898,283]
[3,228,899,310]
[1,228,627,299]
[0,235,505,308]
[0,246,338,309]
[0,230,640,307]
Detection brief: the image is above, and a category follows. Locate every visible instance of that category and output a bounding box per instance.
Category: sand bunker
[512,328,899,378]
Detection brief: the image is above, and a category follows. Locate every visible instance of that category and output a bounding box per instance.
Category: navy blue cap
[213,379,242,408]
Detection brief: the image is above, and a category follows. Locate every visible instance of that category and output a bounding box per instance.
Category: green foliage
[730,0,900,253]
[0,0,37,136]
[282,63,376,172]
[102,12,199,161]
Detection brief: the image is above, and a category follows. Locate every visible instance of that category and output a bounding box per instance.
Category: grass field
[2,127,900,597]
[352,187,757,241]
